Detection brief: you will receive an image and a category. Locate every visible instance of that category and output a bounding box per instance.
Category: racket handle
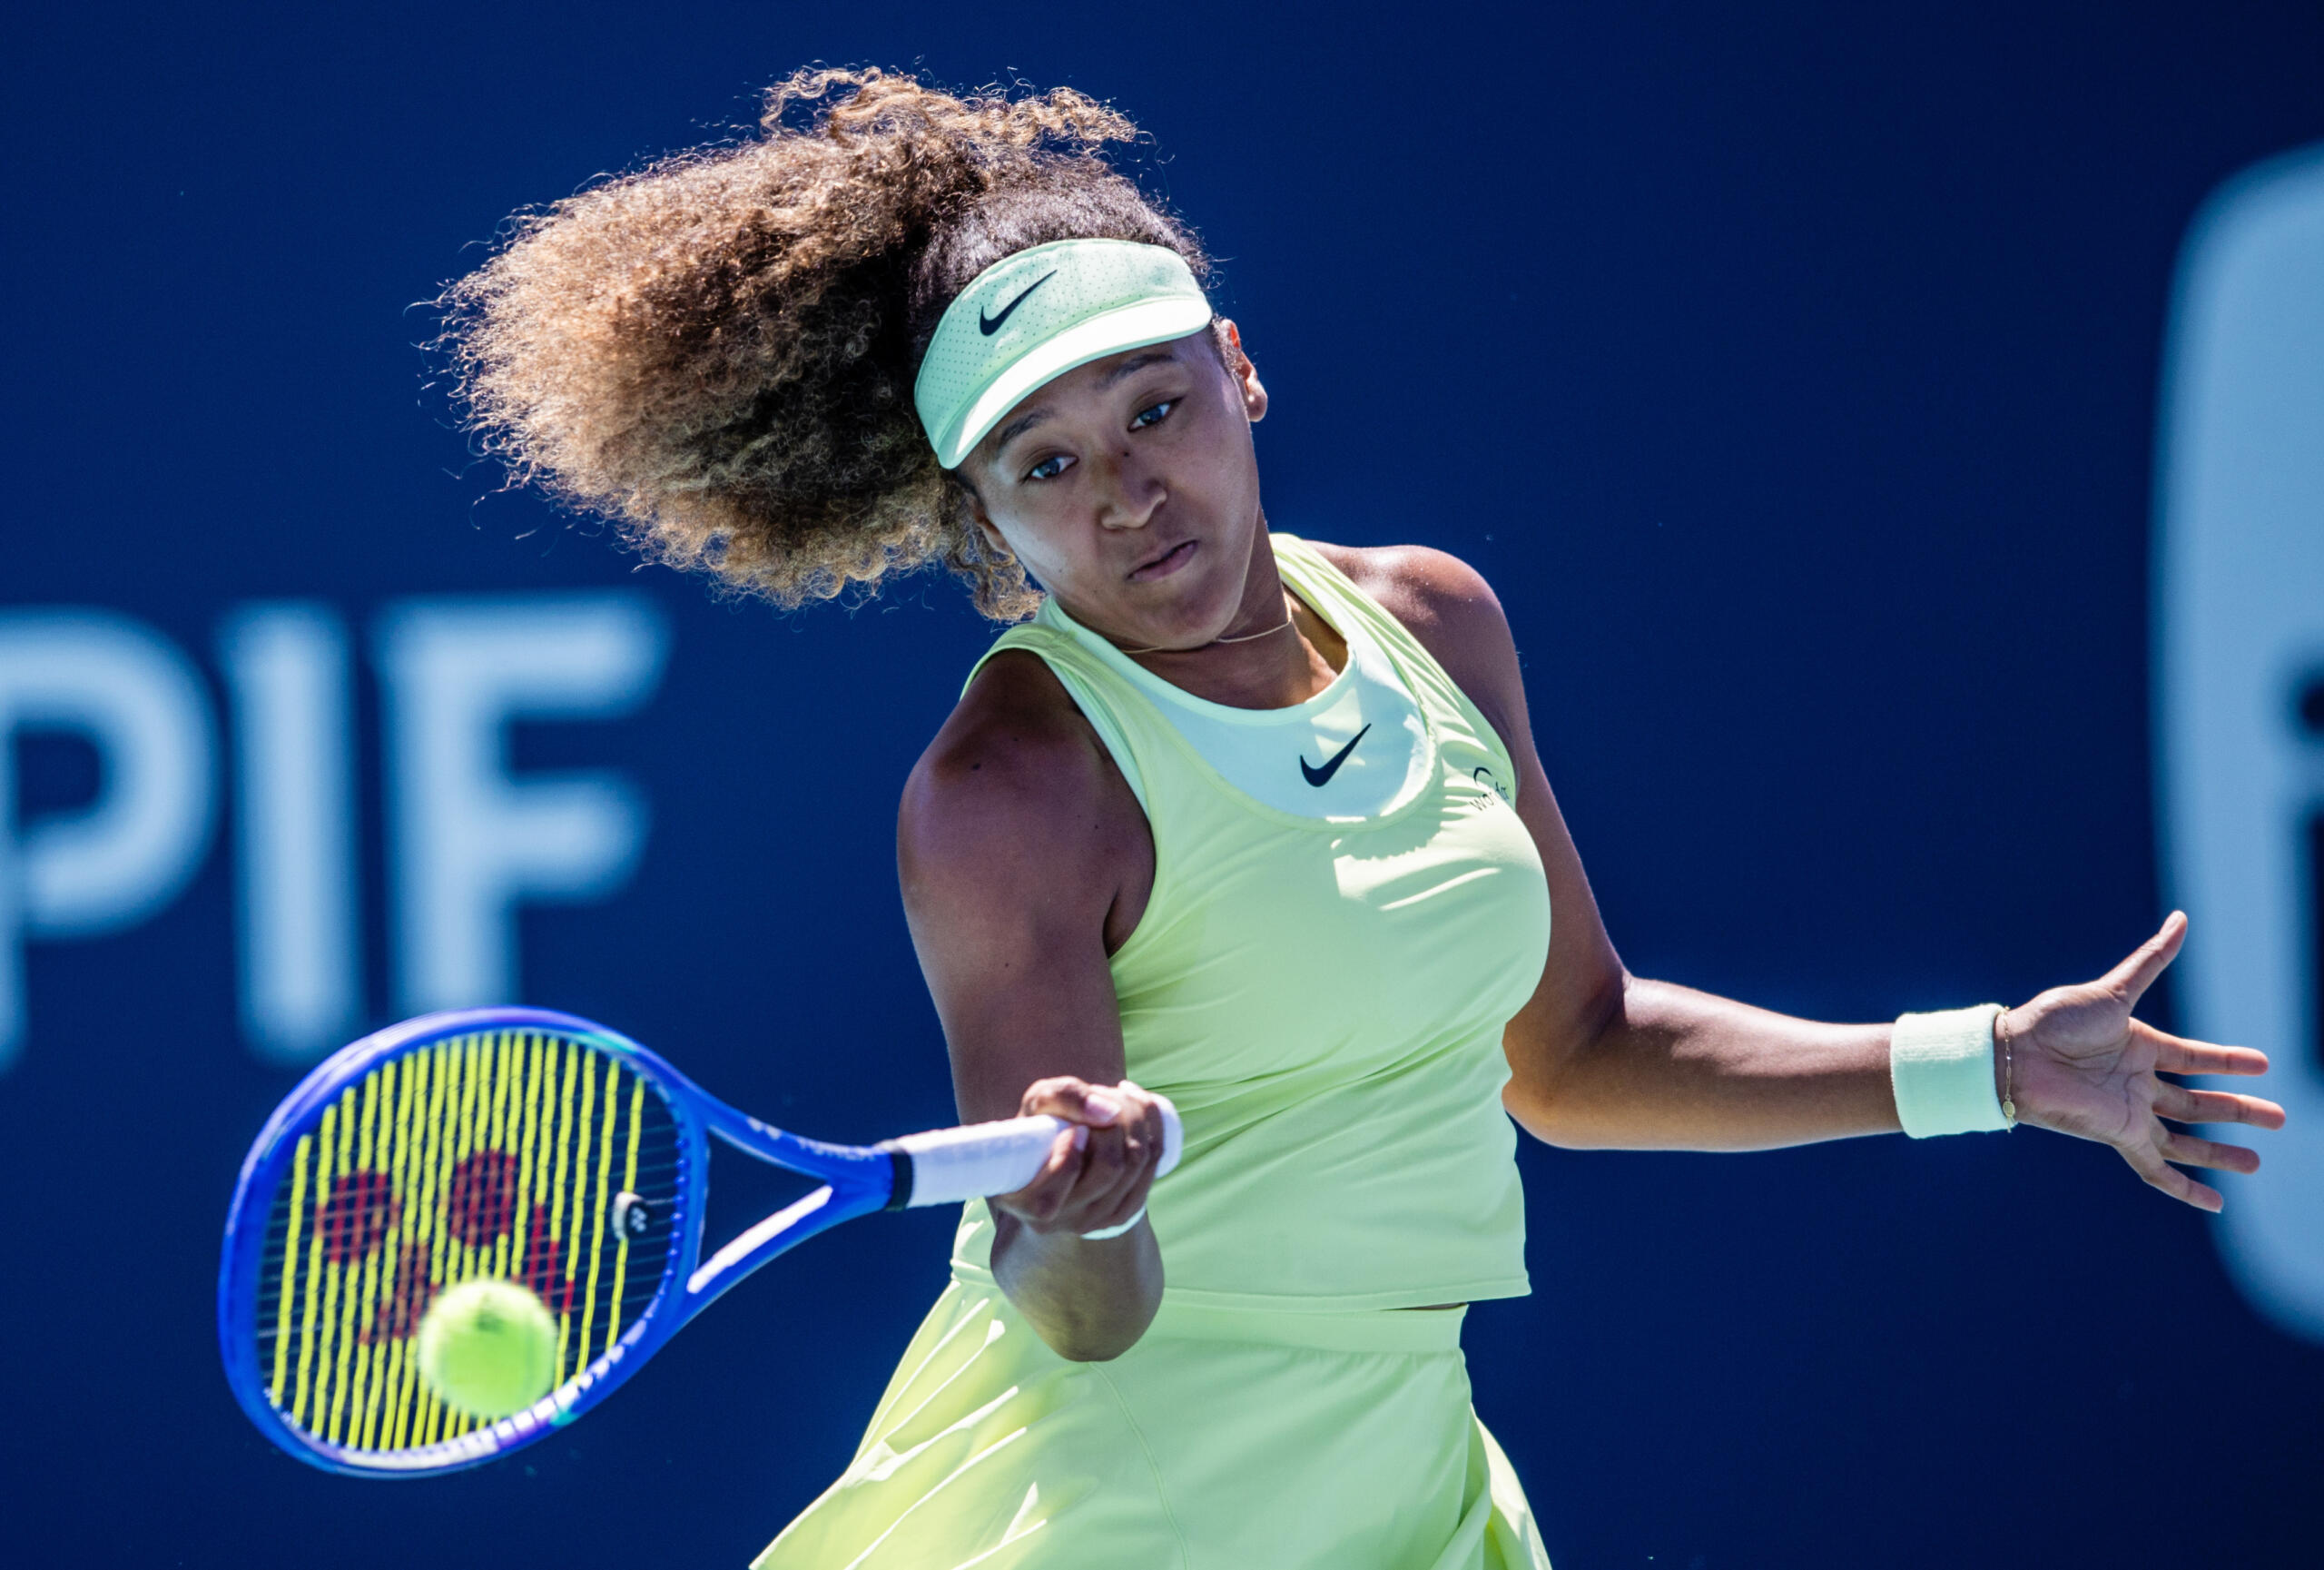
[884,1093,1183,1210]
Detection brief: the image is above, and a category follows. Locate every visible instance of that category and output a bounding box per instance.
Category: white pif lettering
[373,594,668,1015]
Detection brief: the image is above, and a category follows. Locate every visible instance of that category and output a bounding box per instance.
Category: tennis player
[442,68,2284,1570]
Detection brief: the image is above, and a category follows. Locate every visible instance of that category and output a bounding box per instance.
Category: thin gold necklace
[1118,594,1296,657]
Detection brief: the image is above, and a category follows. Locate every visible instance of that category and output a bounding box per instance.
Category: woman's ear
[960,480,1012,559]
[1216,320,1268,422]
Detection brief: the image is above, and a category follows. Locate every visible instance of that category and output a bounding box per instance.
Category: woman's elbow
[1028,1292,1159,1361]
[1502,1078,1615,1149]
[1502,973,1630,1147]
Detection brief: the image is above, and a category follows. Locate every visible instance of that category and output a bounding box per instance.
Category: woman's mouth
[1128,538,1198,582]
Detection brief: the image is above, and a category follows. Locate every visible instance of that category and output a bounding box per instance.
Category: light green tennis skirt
[753,1270,1552,1570]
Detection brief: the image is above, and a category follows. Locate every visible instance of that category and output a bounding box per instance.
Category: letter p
[0,610,216,1069]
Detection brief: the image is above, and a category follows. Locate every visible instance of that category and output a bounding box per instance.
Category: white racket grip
[890,1094,1182,1209]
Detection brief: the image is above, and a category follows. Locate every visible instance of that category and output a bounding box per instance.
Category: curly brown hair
[438,67,1213,619]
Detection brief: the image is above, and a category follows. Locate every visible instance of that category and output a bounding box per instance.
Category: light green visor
[913,238,1214,469]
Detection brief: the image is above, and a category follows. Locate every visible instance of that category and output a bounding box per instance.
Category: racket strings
[253,1032,681,1455]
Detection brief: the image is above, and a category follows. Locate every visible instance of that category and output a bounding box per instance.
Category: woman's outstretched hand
[2006,911,2284,1210]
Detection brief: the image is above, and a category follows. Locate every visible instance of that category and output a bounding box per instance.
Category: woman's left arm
[1336,543,2284,1210]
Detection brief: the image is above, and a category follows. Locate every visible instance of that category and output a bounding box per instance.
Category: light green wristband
[1890,1003,2010,1138]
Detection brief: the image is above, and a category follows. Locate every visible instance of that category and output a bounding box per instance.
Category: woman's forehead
[980,336,1212,459]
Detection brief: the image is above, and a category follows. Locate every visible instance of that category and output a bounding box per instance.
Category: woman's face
[958,324,1269,648]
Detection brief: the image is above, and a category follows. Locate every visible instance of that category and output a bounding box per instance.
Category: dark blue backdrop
[5,4,2319,1565]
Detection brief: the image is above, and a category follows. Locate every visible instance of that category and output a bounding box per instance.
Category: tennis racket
[216,1006,1181,1478]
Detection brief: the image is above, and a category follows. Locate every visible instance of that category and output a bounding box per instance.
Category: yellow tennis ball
[414,1279,559,1420]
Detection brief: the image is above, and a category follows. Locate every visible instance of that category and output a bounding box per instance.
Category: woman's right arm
[896,650,1170,1361]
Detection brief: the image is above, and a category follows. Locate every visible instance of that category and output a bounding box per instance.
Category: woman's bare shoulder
[899,648,1142,907]
[907,651,1109,837]
[1302,541,1519,696]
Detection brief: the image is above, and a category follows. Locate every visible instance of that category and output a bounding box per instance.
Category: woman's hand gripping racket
[216,1007,1180,1477]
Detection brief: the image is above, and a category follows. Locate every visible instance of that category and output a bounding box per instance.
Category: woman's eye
[1130,399,1177,430]
[1025,454,1073,482]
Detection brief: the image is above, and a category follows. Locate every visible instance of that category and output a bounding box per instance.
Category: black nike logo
[979,272,1056,335]
[1300,724,1372,787]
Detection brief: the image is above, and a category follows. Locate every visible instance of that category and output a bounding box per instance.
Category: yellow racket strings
[254,1032,679,1453]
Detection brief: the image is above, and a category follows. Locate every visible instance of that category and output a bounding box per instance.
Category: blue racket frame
[218,1006,901,1478]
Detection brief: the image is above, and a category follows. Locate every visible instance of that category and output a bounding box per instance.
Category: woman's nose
[1093,448,1165,531]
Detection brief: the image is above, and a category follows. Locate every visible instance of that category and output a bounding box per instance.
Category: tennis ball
[414,1278,559,1420]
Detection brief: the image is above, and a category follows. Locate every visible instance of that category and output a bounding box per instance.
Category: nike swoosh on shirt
[1300,724,1372,787]
[979,272,1056,335]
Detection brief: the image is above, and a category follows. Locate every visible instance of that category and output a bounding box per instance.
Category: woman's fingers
[994,1123,1092,1223]
[2100,911,2188,1010]
[2139,1022,2271,1079]
[1019,1075,1124,1126]
[2152,1081,2287,1130]
[1001,1076,1165,1233]
[1069,1086,1166,1231]
[2155,1126,2263,1175]
[2112,1117,2255,1212]
[2122,1144,2226,1212]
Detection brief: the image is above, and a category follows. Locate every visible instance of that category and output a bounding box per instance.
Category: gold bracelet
[1997,1009,2018,1126]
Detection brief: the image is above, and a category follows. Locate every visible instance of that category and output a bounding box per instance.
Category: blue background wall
[4,3,2319,1565]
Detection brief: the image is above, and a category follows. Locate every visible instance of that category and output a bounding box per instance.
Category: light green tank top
[950,535,1551,1311]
